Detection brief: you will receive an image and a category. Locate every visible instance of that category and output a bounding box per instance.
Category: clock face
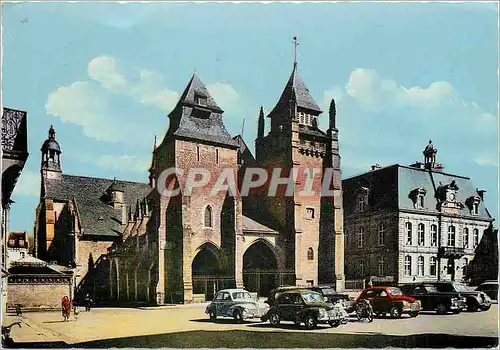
[448,192,456,201]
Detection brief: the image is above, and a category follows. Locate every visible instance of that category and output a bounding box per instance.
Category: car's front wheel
[436,303,447,315]
[304,314,318,330]
[329,320,341,328]
[390,306,402,318]
[233,309,244,323]
[481,305,491,312]
[269,312,281,326]
[467,301,479,312]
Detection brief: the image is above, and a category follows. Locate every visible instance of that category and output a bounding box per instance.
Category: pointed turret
[257,106,265,140]
[149,135,157,188]
[164,73,238,148]
[329,99,337,131]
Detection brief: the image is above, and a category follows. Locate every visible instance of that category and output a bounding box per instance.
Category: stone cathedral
[34,59,345,305]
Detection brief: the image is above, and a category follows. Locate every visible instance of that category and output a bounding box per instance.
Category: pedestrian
[84,294,93,312]
[61,296,71,322]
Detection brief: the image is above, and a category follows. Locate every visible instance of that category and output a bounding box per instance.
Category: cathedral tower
[40,125,62,180]
[255,38,345,290]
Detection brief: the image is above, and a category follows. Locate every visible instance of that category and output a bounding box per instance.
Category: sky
[2,1,499,233]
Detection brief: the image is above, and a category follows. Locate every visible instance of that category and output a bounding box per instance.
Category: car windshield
[301,292,324,304]
[319,287,336,295]
[232,292,252,300]
[453,283,469,292]
[388,288,403,296]
[435,284,455,293]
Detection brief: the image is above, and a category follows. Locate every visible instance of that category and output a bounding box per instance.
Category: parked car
[205,289,269,323]
[308,285,354,311]
[433,282,491,312]
[261,290,348,329]
[475,281,498,301]
[400,283,466,315]
[265,286,304,306]
[356,286,421,318]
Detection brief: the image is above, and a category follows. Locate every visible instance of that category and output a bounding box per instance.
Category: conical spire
[257,106,265,139]
[329,98,337,130]
[177,73,223,113]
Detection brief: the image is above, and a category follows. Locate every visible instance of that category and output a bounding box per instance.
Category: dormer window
[409,188,427,209]
[465,195,481,216]
[195,94,207,106]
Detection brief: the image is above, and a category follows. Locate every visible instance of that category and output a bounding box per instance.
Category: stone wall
[8,282,71,310]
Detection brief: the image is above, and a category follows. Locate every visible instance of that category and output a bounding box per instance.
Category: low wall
[8,282,72,310]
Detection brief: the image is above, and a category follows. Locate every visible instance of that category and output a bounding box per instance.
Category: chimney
[121,204,127,225]
[371,164,382,170]
[477,189,486,201]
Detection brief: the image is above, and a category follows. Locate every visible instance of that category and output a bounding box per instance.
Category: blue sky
[2,1,498,233]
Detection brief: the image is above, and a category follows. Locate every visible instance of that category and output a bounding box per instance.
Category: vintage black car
[433,282,491,312]
[475,281,498,301]
[400,283,466,315]
[261,290,348,329]
[309,285,353,309]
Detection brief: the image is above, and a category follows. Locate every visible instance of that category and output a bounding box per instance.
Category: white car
[205,289,269,323]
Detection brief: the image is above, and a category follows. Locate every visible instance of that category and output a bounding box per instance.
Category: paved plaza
[3,303,498,348]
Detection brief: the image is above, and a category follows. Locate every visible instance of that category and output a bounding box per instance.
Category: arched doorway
[192,243,220,301]
[243,240,278,297]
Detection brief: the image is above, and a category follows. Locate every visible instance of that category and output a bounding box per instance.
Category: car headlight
[403,301,409,307]
[319,309,328,317]
[451,297,457,303]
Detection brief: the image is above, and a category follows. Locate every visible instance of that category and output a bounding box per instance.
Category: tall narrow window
[472,203,479,215]
[418,195,425,209]
[430,257,437,276]
[430,224,437,246]
[473,228,479,247]
[344,228,349,247]
[447,225,456,247]
[359,261,364,277]
[197,146,200,162]
[417,256,424,276]
[204,205,213,228]
[216,149,219,164]
[463,228,469,248]
[307,247,314,261]
[378,223,385,245]
[378,256,385,276]
[418,223,425,246]
[358,227,365,248]
[404,256,412,276]
[462,257,468,279]
[405,222,412,246]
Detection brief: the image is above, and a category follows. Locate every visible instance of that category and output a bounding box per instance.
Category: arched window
[417,223,425,246]
[404,255,412,276]
[463,228,469,248]
[417,256,424,276]
[405,222,412,246]
[430,257,437,276]
[307,247,314,261]
[430,224,438,246]
[204,205,213,228]
[447,225,456,247]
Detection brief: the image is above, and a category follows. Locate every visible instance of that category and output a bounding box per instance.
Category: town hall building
[33,58,346,304]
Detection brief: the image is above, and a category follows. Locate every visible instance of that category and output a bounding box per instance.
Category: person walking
[61,296,71,322]
[84,294,93,312]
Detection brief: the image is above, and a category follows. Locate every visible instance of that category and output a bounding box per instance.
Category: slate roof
[44,175,151,237]
[166,74,238,148]
[269,65,323,116]
[344,164,493,221]
[233,135,255,164]
[242,215,278,234]
[298,124,328,138]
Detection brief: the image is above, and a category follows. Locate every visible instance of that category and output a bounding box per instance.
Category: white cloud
[345,68,457,109]
[96,155,151,173]
[13,171,40,197]
[474,153,499,167]
[207,82,240,111]
[88,56,127,91]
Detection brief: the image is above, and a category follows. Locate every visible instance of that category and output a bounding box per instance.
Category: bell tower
[40,125,62,180]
